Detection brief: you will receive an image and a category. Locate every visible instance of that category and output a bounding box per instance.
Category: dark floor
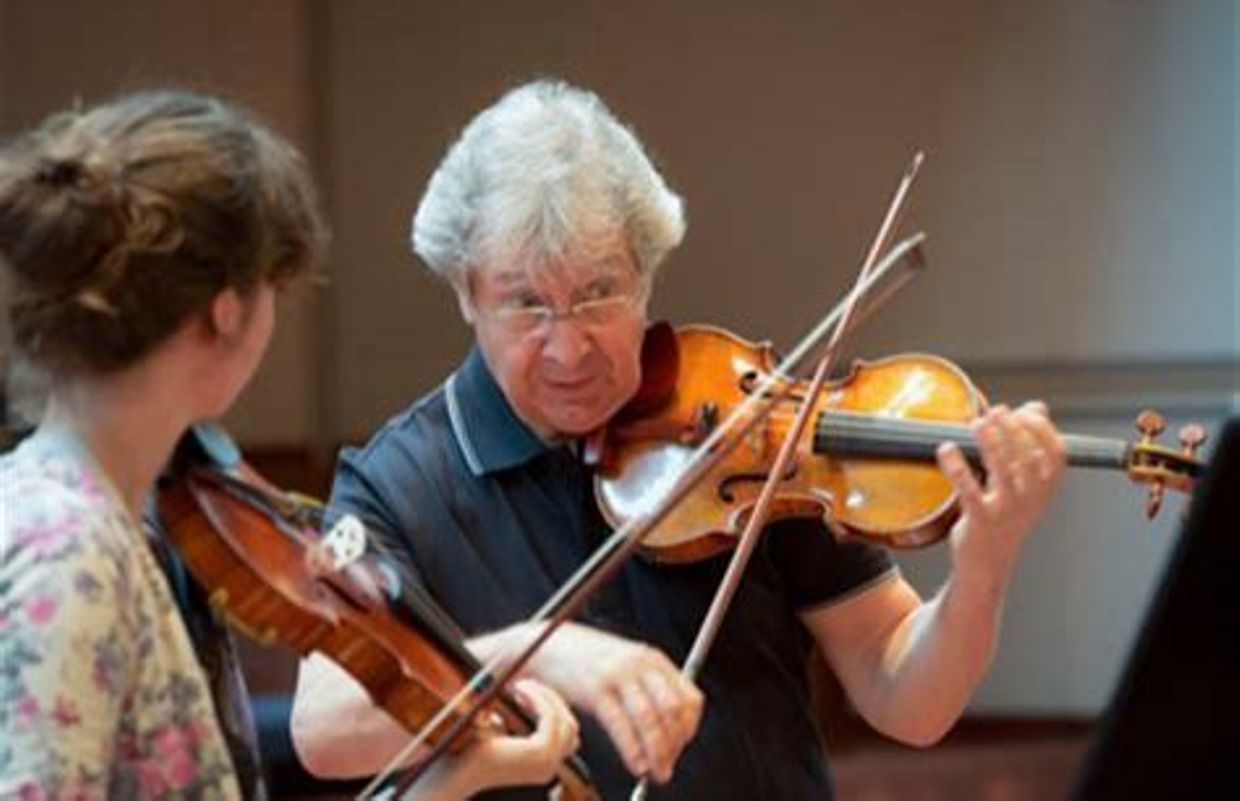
[270,731,1096,800]
[832,734,1092,801]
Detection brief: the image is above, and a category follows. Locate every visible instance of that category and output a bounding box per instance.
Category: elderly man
[292,80,1065,800]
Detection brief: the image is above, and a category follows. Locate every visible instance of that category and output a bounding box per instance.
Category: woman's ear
[207,288,246,341]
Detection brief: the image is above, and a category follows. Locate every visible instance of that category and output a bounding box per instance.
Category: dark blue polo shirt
[330,348,897,800]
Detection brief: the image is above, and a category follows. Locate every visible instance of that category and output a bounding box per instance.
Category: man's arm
[801,403,1066,746]
[292,622,704,784]
[291,652,412,777]
[291,655,579,798]
[470,621,704,783]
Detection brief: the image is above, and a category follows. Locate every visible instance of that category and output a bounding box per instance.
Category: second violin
[156,426,599,801]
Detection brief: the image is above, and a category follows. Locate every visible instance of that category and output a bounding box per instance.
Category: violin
[155,425,598,801]
[593,323,1207,563]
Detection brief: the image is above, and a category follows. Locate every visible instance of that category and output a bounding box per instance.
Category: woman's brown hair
[0,90,327,375]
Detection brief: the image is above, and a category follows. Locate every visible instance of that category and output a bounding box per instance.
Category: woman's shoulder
[3,437,131,561]
[1,436,146,630]
[0,444,243,800]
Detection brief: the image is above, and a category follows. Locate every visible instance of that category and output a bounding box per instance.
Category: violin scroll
[1131,410,1208,518]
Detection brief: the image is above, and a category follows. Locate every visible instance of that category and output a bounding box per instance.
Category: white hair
[411,80,685,280]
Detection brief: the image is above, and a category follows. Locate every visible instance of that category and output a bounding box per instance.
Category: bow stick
[627,151,925,800]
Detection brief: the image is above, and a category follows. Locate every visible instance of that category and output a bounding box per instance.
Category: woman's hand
[416,679,580,800]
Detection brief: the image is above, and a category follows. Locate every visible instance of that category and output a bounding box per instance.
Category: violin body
[594,324,1204,563]
[595,325,985,561]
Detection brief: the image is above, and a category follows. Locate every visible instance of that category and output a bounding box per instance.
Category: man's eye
[503,293,545,311]
[580,280,618,302]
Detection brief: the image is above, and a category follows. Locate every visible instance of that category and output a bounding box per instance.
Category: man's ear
[450,273,477,325]
[207,288,245,341]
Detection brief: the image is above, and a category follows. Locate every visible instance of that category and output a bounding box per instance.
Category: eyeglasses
[481,284,646,337]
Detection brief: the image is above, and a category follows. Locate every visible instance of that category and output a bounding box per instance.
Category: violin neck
[812,411,1131,471]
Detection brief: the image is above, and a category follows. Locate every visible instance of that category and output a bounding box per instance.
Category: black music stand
[1069,417,1238,800]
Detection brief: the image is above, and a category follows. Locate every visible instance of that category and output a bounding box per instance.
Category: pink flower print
[137,762,167,797]
[51,695,81,727]
[61,778,92,801]
[154,725,199,789]
[166,751,198,790]
[76,472,105,502]
[16,522,71,557]
[117,730,140,760]
[24,595,57,625]
[14,693,40,726]
[189,718,213,743]
[155,724,191,755]
[17,782,46,801]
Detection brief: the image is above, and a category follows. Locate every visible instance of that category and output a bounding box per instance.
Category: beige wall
[321,0,1236,438]
[2,0,1235,714]
[0,0,321,445]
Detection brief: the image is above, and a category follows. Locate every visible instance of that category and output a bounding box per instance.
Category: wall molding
[963,358,1237,419]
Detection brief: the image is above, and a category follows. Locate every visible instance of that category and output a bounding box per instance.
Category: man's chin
[536,382,633,435]
[542,401,614,437]
[548,412,608,437]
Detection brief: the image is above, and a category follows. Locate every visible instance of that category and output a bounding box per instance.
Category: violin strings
[753,410,1129,467]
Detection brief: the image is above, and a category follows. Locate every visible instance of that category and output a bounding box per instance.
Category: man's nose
[540,316,592,367]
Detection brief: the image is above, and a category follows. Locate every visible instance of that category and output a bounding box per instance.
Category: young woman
[0,89,578,801]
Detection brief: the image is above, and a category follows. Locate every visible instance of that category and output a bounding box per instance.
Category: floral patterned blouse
[1,429,243,800]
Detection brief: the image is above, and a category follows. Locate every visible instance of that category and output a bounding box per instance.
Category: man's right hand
[471,622,704,784]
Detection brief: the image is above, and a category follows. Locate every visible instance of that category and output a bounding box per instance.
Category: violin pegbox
[1130,410,1207,518]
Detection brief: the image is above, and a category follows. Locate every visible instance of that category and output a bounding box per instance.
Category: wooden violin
[593,324,1207,563]
[156,425,598,801]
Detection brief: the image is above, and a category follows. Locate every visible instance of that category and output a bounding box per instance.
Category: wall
[320,1,1235,440]
[0,0,322,445]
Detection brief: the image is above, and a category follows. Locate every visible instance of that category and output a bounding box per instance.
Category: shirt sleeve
[328,440,483,673]
[762,516,898,611]
[1,497,137,800]
[329,442,428,590]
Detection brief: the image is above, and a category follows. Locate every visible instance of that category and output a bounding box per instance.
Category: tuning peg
[1178,423,1207,457]
[1144,482,1165,519]
[1135,410,1166,444]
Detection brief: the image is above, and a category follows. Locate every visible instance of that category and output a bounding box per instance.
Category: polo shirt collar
[446,348,551,476]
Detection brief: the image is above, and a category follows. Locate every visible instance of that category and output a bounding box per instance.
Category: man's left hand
[937,402,1067,594]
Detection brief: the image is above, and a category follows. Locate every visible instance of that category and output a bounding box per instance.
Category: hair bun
[35,157,85,189]
[3,89,325,375]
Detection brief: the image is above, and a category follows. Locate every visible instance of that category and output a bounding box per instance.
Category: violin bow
[365,222,928,801]
[626,151,925,801]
